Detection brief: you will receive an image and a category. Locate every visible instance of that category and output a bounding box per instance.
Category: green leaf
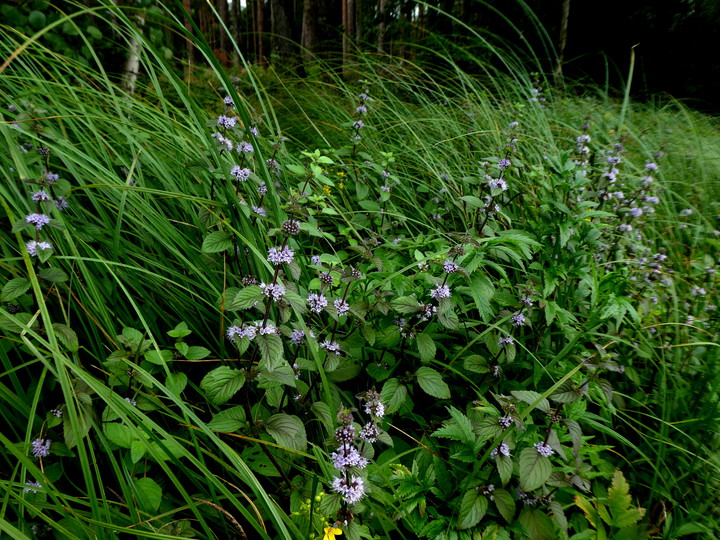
[133,477,162,513]
[256,333,284,367]
[517,508,555,540]
[86,24,102,40]
[208,405,246,432]
[285,163,306,175]
[63,401,93,449]
[265,413,307,452]
[1,278,30,302]
[104,423,133,448]
[130,440,146,464]
[381,378,408,414]
[415,332,436,363]
[185,346,210,360]
[437,307,459,329]
[496,454,513,486]
[200,366,246,405]
[28,10,46,28]
[415,367,451,399]
[167,322,192,339]
[493,488,515,522]
[202,230,233,253]
[38,267,68,283]
[165,372,187,395]
[226,286,263,310]
[53,323,79,352]
[463,354,489,374]
[511,390,550,413]
[608,469,645,527]
[457,489,488,529]
[391,295,422,314]
[519,447,552,492]
[144,349,173,365]
[432,406,475,444]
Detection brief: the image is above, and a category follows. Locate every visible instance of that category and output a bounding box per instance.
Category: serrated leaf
[133,477,162,513]
[202,230,233,253]
[549,499,568,532]
[391,296,421,314]
[463,354,489,374]
[265,413,307,452]
[415,367,450,399]
[519,447,552,491]
[53,323,79,352]
[457,489,488,529]
[311,401,332,425]
[432,406,474,444]
[416,332,436,363]
[496,454,513,486]
[165,373,187,395]
[285,163,306,175]
[381,378,407,414]
[104,423,133,448]
[607,469,645,526]
[38,267,68,283]
[517,508,555,540]
[511,390,550,413]
[256,333,284,367]
[200,366,246,405]
[185,346,210,360]
[130,440,146,464]
[227,286,263,310]
[1,278,31,302]
[63,402,93,449]
[144,349,173,365]
[437,307,460,329]
[493,488,515,522]
[167,322,192,338]
[208,405,246,432]
[361,325,376,346]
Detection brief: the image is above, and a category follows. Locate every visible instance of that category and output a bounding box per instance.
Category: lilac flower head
[381,170,391,178]
[629,207,643,218]
[54,196,69,211]
[356,105,367,114]
[353,120,365,129]
[607,155,622,165]
[289,329,305,345]
[311,255,322,266]
[251,205,266,217]
[124,397,137,407]
[359,422,380,442]
[534,441,554,457]
[237,141,254,153]
[488,177,508,191]
[45,172,59,184]
[681,209,693,216]
[490,442,511,458]
[430,284,452,300]
[26,213,50,230]
[335,424,356,443]
[359,92,369,101]
[32,190,50,202]
[498,336,515,347]
[308,293,328,313]
[645,162,658,171]
[26,240,52,257]
[321,340,342,355]
[217,115,237,129]
[498,158,511,170]
[231,166,251,181]
[331,445,368,470]
[334,299,350,317]
[31,438,51,458]
[365,400,385,418]
[498,415,513,429]
[380,185,391,193]
[443,260,459,274]
[267,245,295,265]
[332,475,365,504]
[511,312,526,326]
[250,126,259,137]
[261,282,285,301]
[24,481,43,493]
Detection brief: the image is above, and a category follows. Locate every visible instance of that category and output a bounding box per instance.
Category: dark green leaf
[381,378,408,414]
[226,286,263,310]
[200,366,246,405]
[265,413,307,452]
[202,230,233,253]
[208,405,246,432]
[416,367,450,399]
[493,488,515,522]
[38,267,68,283]
[519,447,552,492]
[133,477,162,513]
[457,489,488,529]
[1,278,30,302]
[415,332,436,363]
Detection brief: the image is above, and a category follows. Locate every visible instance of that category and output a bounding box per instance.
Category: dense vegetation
[1,4,719,540]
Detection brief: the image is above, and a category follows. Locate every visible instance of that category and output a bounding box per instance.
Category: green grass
[1,4,719,539]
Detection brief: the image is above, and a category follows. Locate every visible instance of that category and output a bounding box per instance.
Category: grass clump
[1,6,719,540]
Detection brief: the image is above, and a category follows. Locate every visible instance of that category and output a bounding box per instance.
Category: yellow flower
[338,182,344,189]
[323,526,343,540]
[337,171,346,177]
[323,185,332,195]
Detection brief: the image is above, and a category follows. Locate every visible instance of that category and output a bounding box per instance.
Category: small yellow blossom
[323,525,342,540]
[337,171,346,177]
[338,182,344,189]
[323,185,332,195]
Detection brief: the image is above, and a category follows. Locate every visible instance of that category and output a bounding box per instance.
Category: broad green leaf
[511,390,550,413]
[133,477,162,513]
[167,322,192,339]
[437,307,459,329]
[265,413,307,452]
[493,488,515,522]
[457,489,488,529]
[608,470,645,527]
[227,286,263,310]
[415,367,450,399]
[208,405,246,432]
[104,423,133,448]
[432,406,475,444]
[391,295,421,314]
[185,346,210,360]
[130,440,146,464]
[144,349,173,366]
[496,454,513,486]
[256,333,284,367]
[63,402,93,449]
[38,267,68,283]
[202,230,233,253]
[1,278,30,302]
[200,366,246,405]
[517,508,555,540]
[415,332,436,363]
[381,378,408,414]
[53,323,79,352]
[549,499,568,532]
[519,447,552,491]
[165,373,188,395]
[463,354,489,374]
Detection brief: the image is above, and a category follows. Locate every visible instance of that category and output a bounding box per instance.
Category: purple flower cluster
[26,213,50,230]
[430,284,451,300]
[260,282,285,301]
[31,438,51,458]
[308,292,328,313]
[534,441,554,457]
[267,245,295,265]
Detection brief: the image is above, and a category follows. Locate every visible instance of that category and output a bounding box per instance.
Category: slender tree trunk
[554,0,571,85]
[229,0,240,67]
[342,0,355,75]
[256,0,265,64]
[377,0,388,53]
[271,0,294,61]
[217,0,228,66]
[122,12,145,95]
[183,0,194,79]
[301,0,318,62]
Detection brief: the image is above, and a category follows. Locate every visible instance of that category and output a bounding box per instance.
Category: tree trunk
[255,0,265,64]
[271,0,294,60]
[554,0,571,85]
[377,0,388,53]
[229,0,240,67]
[217,0,228,66]
[301,0,318,62]
[342,0,355,75]
[122,12,145,95]
[183,0,194,79]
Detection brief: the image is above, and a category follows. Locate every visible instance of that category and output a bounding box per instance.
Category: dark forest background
[4,0,720,112]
